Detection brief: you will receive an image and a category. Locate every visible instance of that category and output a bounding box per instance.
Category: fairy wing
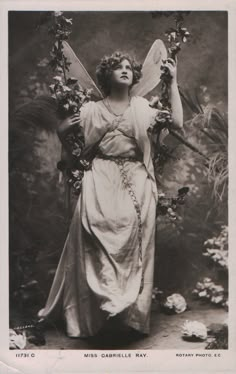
[62,39,167,98]
[130,39,167,97]
[62,41,103,99]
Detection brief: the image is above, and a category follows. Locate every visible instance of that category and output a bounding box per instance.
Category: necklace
[104,96,131,117]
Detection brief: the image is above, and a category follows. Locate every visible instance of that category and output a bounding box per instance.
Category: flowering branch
[154,13,190,123]
[47,12,93,195]
[151,13,209,167]
[156,186,189,221]
[48,12,92,118]
[192,226,228,309]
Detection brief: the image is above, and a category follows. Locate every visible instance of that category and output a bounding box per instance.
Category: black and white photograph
[1,1,236,373]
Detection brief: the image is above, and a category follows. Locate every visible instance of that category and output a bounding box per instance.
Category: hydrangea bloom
[9,329,27,349]
[163,293,187,313]
[182,320,207,340]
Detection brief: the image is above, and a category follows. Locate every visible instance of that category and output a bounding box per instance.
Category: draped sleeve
[145,102,159,131]
[139,97,169,142]
[80,100,115,149]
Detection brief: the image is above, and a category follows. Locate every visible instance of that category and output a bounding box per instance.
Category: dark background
[9,11,228,315]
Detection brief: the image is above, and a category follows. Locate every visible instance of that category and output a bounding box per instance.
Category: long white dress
[38,96,158,337]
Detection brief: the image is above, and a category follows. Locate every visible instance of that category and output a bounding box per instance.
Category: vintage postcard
[1,0,236,373]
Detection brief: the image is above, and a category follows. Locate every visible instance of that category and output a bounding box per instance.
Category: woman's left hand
[165,58,177,82]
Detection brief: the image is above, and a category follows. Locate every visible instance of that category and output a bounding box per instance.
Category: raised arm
[165,58,183,129]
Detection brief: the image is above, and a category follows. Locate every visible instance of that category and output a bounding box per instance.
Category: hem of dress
[125,320,150,335]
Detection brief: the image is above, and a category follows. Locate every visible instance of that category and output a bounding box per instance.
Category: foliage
[180,87,228,203]
[150,13,191,168]
[156,187,189,221]
[192,278,228,308]
[9,329,27,349]
[48,12,92,118]
[203,225,228,269]
[192,226,228,308]
[205,323,228,349]
[9,100,67,310]
[155,85,228,293]
[9,322,46,348]
[48,11,73,73]
[47,12,95,195]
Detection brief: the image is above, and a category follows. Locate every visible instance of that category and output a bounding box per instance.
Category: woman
[38,51,183,338]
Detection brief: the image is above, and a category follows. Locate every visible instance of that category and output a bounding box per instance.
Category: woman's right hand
[57,114,81,134]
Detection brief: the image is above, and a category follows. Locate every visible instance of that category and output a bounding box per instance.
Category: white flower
[37,58,49,67]
[72,170,82,178]
[212,253,221,260]
[53,76,63,83]
[203,277,212,283]
[211,295,224,304]
[49,84,55,93]
[163,293,187,314]
[210,284,224,293]
[54,11,63,17]
[55,66,63,74]
[63,86,72,92]
[200,85,208,93]
[63,103,69,111]
[196,282,204,290]
[9,329,27,349]
[182,320,207,340]
[206,248,215,254]
[65,18,73,25]
[198,290,207,297]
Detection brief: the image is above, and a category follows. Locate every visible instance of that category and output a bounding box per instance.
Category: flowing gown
[38,96,158,337]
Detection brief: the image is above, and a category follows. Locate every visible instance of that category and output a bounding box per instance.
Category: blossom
[192,278,226,307]
[73,180,82,190]
[203,277,212,283]
[198,290,207,298]
[9,329,27,349]
[163,293,187,314]
[55,66,63,74]
[37,58,49,67]
[49,84,55,93]
[223,301,228,310]
[182,320,207,340]
[62,86,71,92]
[53,76,63,83]
[211,295,224,304]
[54,11,63,17]
[64,18,73,25]
[152,287,163,300]
[203,248,228,269]
[63,103,69,111]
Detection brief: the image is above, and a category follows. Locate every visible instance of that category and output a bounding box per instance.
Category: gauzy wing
[130,39,167,97]
[62,41,103,99]
[62,39,167,98]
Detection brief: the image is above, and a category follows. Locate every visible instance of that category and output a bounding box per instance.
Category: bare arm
[166,58,183,129]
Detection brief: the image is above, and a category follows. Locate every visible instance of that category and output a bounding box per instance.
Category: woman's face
[110,59,133,89]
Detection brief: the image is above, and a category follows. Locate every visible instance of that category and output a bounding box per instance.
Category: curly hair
[96,51,142,96]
